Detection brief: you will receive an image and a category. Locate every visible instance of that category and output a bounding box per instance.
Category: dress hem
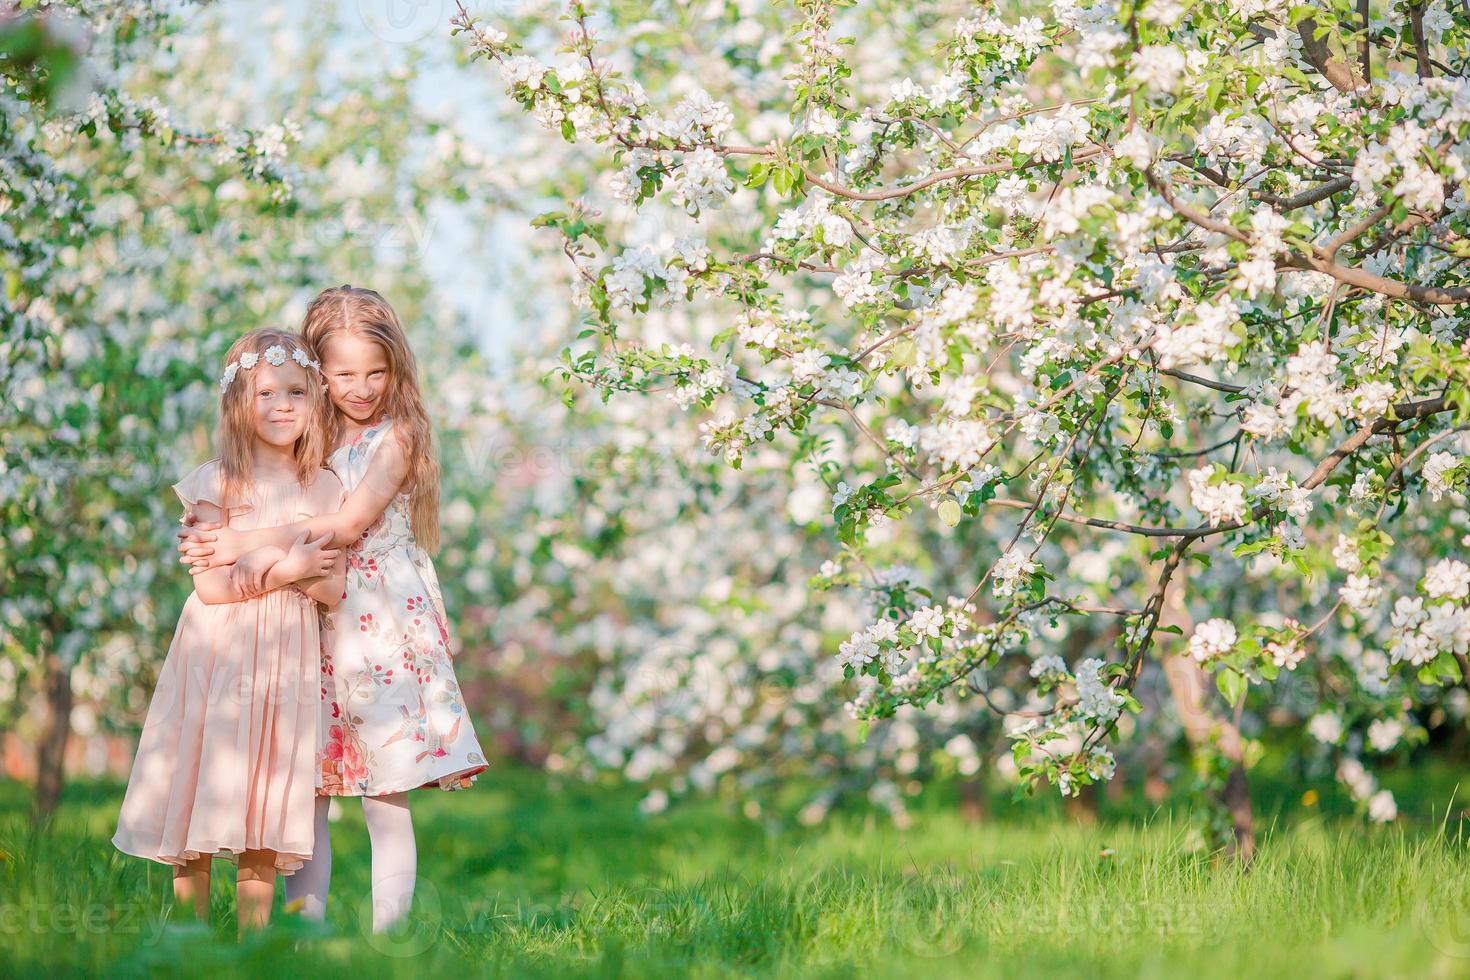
[320,762,489,799]
[111,833,312,875]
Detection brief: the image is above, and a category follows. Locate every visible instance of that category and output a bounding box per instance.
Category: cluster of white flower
[908,604,946,640]
[1058,746,1117,797]
[1240,399,1290,441]
[1425,559,1470,600]
[765,190,852,254]
[778,347,861,402]
[1130,44,1188,97]
[1068,15,1127,72]
[1187,618,1237,664]
[1017,408,1061,446]
[918,418,997,472]
[671,90,734,142]
[1308,711,1343,744]
[983,261,1038,331]
[736,307,805,350]
[697,411,745,464]
[1194,113,1269,167]
[1029,654,1069,681]
[1332,533,1361,573]
[832,248,888,308]
[1154,297,1238,368]
[1040,183,1111,238]
[496,54,547,90]
[991,548,1037,598]
[608,148,656,205]
[837,616,909,674]
[1337,757,1397,822]
[1249,465,1313,520]
[667,361,734,410]
[1340,574,1383,614]
[1387,560,1470,667]
[671,147,734,213]
[605,246,669,310]
[1187,466,1248,526]
[1423,451,1461,501]
[1017,103,1092,163]
[1265,624,1306,670]
[1073,657,1124,721]
[1366,717,1405,753]
[1283,341,1346,425]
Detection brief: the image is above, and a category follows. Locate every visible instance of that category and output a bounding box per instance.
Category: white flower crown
[219,344,322,391]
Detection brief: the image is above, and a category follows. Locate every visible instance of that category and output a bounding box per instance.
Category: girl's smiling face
[250,362,312,447]
[321,333,390,424]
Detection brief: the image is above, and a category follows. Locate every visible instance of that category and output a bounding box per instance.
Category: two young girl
[114,287,486,934]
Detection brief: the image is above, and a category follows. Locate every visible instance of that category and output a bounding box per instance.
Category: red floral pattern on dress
[314,415,487,796]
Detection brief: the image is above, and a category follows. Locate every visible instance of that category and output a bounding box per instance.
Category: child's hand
[228,547,285,598]
[275,531,340,585]
[177,512,224,572]
[178,523,243,573]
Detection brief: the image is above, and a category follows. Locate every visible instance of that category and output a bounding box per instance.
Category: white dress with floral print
[317,416,488,796]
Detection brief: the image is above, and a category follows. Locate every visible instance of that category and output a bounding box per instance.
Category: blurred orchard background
[2,0,911,826]
[6,0,1470,973]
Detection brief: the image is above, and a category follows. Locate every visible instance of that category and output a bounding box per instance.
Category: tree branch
[1296,18,1364,94]
[802,147,1104,202]
[1410,3,1434,79]
[1255,176,1354,211]
[1281,253,1470,306]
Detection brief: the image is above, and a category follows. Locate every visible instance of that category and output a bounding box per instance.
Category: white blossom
[1187,618,1237,664]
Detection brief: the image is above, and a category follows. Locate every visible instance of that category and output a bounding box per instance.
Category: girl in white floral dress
[177,286,487,932]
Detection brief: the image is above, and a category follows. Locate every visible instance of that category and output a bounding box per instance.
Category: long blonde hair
[216,328,332,513]
[301,285,442,553]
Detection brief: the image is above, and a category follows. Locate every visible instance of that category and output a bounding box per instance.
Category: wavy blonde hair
[301,285,442,553]
[215,328,332,514]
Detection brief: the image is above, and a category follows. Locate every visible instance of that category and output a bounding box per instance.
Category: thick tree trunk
[958,774,989,824]
[1064,781,1100,824]
[33,652,73,816]
[1162,654,1255,859]
[1159,569,1256,862]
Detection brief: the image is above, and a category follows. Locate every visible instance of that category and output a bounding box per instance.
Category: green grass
[4,769,1470,978]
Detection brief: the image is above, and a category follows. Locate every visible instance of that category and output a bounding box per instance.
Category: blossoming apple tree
[0,0,504,813]
[458,0,1470,851]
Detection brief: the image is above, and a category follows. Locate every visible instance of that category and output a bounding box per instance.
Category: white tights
[283,797,333,920]
[283,791,417,933]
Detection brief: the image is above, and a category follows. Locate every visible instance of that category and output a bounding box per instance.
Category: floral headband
[219,344,322,391]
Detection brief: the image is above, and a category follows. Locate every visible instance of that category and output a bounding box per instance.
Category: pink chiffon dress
[112,458,344,874]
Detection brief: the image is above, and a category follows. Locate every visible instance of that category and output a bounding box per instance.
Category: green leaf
[938,499,962,527]
[1216,668,1248,708]
[1437,653,1463,684]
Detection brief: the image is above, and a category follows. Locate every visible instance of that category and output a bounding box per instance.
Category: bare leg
[283,797,333,920]
[172,856,212,920]
[361,792,416,932]
[236,849,278,936]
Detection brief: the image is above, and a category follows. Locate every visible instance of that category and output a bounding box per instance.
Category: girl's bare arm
[178,432,410,565]
[298,548,347,610]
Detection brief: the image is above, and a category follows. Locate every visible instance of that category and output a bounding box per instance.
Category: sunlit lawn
[4,764,1470,978]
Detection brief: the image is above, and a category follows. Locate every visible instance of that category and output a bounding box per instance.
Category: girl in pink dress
[113,329,347,936]
[176,287,486,933]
